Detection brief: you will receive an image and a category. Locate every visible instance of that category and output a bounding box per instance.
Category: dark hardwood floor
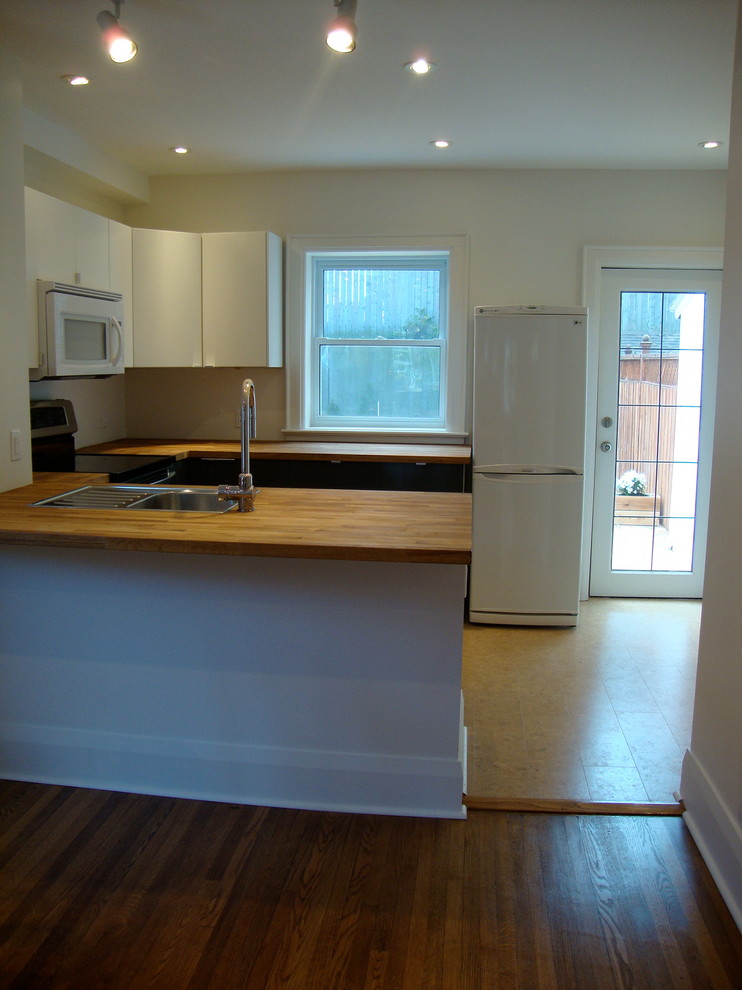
[1,779,741,989]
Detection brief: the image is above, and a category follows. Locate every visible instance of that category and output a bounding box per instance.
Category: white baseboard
[680,749,742,933]
[0,720,467,820]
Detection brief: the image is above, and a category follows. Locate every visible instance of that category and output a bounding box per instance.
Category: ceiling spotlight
[97,0,138,63]
[326,0,357,53]
[406,58,434,75]
[698,140,723,150]
[431,139,452,149]
[170,146,189,154]
[61,74,90,86]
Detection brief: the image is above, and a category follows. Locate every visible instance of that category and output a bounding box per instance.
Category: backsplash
[29,375,126,448]
[124,367,286,441]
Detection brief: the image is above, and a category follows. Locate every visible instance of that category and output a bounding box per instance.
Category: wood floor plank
[630,816,730,989]
[535,813,619,990]
[578,815,676,989]
[1,781,741,990]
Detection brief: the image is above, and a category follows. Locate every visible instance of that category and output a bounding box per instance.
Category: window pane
[319,345,441,419]
[618,291,703,353]
[322,269,441,340]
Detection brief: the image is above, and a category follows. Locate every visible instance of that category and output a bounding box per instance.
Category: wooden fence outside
[617,355,679,521]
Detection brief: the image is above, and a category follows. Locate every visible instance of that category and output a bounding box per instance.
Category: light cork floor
[463,597,701,809]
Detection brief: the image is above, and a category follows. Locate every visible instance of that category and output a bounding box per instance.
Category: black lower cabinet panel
[174,457,468,493]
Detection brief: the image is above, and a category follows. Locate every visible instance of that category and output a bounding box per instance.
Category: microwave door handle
[110,317,123,365]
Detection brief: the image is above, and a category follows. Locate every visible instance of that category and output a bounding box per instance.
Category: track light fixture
[326,0,358,53]
[97,0,138,63]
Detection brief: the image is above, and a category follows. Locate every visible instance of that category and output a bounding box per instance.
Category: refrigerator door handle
[474,464,582,476]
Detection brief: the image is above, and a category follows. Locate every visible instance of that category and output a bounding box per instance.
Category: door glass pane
[611,291,705,574]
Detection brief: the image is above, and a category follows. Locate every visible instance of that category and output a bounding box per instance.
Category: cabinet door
[74,207,110,288]
[202,231,283,367]
[109,220,133,366]
[25,189,109,287]
[25,189,75,287]
[132,228,202,367]
[26,190,72,365]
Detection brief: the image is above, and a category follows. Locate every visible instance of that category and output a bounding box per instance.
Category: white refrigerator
[469,305,588,626]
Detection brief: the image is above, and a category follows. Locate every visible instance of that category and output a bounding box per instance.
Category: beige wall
[29,376,127,450]
[122,168,727,441]
[24,149,128,222]
[0,48,32,492]
[680,6,742,931]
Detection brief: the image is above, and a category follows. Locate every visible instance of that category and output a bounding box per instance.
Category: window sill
[282,429,469,445]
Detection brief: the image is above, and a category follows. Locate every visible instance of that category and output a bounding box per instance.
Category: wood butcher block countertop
[0,473,471,565]
[79,439,472,464]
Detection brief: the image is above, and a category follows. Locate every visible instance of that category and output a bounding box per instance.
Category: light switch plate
[10,430,21,461]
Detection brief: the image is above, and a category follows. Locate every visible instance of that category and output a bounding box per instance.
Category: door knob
[600,441,612,452]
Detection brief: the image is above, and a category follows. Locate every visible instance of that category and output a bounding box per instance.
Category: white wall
[680,8,742,933]
[0,48,32,492]
[123,168,727,440]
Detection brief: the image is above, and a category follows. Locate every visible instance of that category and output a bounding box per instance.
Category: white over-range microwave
[30,280,125,380]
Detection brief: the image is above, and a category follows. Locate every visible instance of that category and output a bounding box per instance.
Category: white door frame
[581,247,723,601]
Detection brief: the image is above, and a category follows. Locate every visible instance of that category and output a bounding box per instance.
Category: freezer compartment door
[469,472,584,625]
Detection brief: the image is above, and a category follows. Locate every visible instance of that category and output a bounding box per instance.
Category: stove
[31,400,176,484]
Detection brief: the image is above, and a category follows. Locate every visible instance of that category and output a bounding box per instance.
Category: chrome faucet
[218,378,258,512]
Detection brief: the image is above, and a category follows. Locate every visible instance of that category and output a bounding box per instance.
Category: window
[286,236,468,439]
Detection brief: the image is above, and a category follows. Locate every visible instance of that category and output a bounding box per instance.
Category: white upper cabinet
[108,221,133,367]
[201,231,283,368]
[24,191,284,371]
[131,228,202,368]
[25,188,110,289]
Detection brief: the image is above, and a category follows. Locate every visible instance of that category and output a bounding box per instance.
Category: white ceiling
[0,0,736,176]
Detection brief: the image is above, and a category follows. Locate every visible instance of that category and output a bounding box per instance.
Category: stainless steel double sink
[32,485,238,513]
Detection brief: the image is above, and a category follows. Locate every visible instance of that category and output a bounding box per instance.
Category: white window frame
[286,235,468,442]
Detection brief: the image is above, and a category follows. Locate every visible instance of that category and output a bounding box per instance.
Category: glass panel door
[590,269,721,598]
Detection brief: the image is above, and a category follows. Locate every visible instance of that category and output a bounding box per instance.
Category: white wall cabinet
[202,231,283,368]
[133,228,283,369]
[25,188,112,367]
[25,188,110,288]
[131,228,202,368]
[108,220,133,367]
[25,191,284,371]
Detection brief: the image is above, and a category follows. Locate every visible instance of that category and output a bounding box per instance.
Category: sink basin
[127,490,233,512]
[32,485,238,513]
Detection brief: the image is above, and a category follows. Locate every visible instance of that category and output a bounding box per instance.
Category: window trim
[285,234,469,441]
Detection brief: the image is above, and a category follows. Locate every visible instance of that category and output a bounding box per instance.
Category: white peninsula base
[0,547,468,819]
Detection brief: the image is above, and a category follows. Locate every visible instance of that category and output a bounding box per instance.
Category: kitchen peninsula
[0,463,471,820]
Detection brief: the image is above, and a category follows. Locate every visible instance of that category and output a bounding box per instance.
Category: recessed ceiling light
[430,139,452,149]
[170,146,189,154]
[61,74,90,86]
[698,140,723,149]
[406,58,434,75]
